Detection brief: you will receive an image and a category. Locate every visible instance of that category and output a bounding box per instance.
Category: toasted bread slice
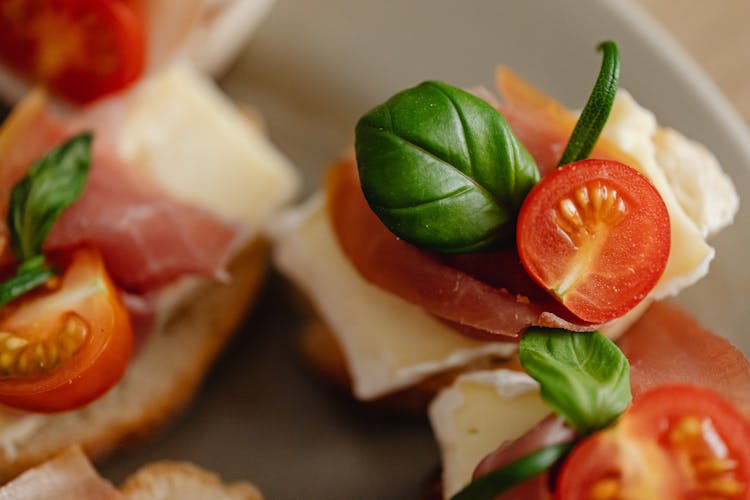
[0,239,268,481]
[0,446,263,499]
[122,460,262,500]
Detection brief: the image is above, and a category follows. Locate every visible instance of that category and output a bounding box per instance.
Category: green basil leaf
[355,80,539,253]
[450,443,572,500]
[0,258,54,308]
[8,132,92,260]
[558,41,620,166]
[519,329,631,434]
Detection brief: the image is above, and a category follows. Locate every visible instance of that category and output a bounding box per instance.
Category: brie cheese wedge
[428,370,548,498]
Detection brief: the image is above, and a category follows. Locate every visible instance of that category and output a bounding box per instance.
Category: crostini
[271,43,738,411]
[0,0,298,479]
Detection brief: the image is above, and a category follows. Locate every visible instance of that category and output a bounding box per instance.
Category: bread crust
[0,239,269,482]
[121,460,263,500]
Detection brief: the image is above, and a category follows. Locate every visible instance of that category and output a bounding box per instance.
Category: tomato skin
[556,384,750,500]
[0,0,146,104]
[0,248,132,412]
[516,159,670,324]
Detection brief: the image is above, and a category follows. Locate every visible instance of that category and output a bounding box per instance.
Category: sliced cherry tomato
[556,384,750,499]
[0,0,146,104]
[0,247,132,412]
[516,159,670,324]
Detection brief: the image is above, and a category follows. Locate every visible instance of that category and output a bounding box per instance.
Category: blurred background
[637,0,750,125]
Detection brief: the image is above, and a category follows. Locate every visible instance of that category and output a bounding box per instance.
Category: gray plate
[96,0,749,498]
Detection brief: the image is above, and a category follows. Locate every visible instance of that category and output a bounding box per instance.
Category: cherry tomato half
[516,159,670,324]
[0,248,132,412]
[0,0,146,104]
[556,384,750,499]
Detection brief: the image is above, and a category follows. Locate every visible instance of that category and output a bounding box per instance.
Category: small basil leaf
[0,261,54,308]
[450,443,572,500]
[558,41,620,166]
[519,329,631,434]
[8,132,92,260]
[355,80,539,253]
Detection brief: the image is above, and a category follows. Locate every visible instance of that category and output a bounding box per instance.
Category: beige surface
[637,0,750,125]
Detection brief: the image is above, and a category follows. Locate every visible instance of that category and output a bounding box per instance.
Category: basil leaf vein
[519,328,631,434]
[355,80,539,253]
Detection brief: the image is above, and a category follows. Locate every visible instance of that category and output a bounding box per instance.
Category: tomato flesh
[516,159,670,324]
[0,0,146,104]
[556,384,750,499]
[0,248,132,412]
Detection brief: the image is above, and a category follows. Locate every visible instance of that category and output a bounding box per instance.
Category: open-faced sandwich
[0,446,262,499]
[0,0,298,481]
[271,41,739,414]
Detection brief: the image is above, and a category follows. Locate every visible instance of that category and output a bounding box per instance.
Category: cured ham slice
[47,142,238,291]
[0,89,238,291]
[618,301,750,418]
[327,158,595,339]
[0,447,123,500]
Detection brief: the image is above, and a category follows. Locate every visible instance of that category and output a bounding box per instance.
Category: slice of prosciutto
[0,88,238,292]
[0,447,123,500]
[471,301,750,498]
[618,301,750,418]
[327,158,594,340]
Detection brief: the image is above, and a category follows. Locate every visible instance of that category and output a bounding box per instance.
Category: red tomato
[556,384,750,499]
[0,0,146,104]
[0,248,132,412]
[516,159,670,324]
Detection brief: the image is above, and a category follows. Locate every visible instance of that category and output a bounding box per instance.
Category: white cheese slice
[652,127,739,238]
[271,196,518,400]
[428,370,548,498]
[117,60,299,235]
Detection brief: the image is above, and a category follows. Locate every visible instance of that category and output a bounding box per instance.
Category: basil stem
[557,41,620,166]
[1,133,92,307]
[450,443,572,500]
[8,132,92,260]
[355,81,539,253]
[519,329,631,434]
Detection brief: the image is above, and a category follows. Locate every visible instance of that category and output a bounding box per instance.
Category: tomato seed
[589,477,620,500]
